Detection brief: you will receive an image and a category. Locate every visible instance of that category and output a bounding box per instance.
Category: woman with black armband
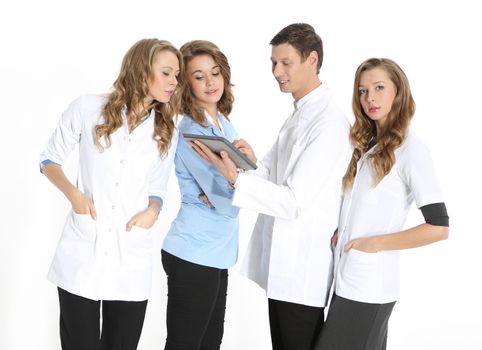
[315,58,449,350]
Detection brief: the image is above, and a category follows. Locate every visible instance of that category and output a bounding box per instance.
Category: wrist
[230,170,242,187]
[147,204,160,217]
[65,187,82,203]
[229,171,239,187]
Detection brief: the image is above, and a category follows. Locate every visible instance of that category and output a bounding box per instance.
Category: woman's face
[186,54,224,112]
[147,50,180,104]
[358,67,397,129]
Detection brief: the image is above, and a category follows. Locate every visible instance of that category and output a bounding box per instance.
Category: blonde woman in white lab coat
[314,58,449,350]
[40,39,182,350]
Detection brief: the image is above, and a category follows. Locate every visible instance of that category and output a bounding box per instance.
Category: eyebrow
[271,57,291,62]
[191,65,220,75]
[359,80,386,87]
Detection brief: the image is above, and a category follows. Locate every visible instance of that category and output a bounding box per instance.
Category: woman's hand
[233,139,257,163]
[190,140,238,185]
[42,164,97,219]
[331,230,338,248]
[126,207,158,231]
[69,189,97,220]
[344,236,379,253]
[199,193,214,208]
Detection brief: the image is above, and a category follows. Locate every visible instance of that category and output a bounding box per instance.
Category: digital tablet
[183,133,257,171]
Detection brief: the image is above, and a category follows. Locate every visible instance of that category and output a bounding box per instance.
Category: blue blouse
[162,114,240,268]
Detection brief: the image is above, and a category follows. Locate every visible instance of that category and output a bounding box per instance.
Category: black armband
[420,202,449,227]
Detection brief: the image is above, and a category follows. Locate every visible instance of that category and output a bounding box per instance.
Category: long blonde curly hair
[95,38,183,157]
[343,58,416,191]
[179,40,234,126]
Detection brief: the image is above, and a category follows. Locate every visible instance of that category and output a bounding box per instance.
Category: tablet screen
[183,133,257,171]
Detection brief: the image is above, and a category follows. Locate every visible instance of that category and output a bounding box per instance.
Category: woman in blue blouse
[161,40,243,350]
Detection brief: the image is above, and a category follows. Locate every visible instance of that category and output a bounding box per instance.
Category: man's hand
[233,139,257,163]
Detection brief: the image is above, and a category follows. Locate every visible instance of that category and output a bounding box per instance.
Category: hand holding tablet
[183,133,257,171]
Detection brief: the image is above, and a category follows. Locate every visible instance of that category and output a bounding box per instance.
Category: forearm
[233,172,299,219]
[370,224,449,251]
[42,163,80,202]
[147,197,162,216]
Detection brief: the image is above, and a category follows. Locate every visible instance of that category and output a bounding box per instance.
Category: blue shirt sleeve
[175,116,239,217]
[175,136,238,216]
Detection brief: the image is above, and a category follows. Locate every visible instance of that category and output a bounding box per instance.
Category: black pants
[162,250,228,350]
[314,294,396,350]
[57,288,147,350]
[268,298,325,350]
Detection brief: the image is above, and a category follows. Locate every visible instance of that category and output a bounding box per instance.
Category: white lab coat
[40,95,177,301]
[334,133,445,304]
[233,84,352,307]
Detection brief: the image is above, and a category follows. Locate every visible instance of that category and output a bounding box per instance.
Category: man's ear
[308,50,319,67]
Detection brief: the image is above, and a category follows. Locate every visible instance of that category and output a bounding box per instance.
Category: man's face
[271,43,316,101]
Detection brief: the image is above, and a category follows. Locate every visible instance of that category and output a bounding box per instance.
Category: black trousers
[57,288,147,350]
[314,294,396,350]
[162,250,228,350]
[268,298,325,350]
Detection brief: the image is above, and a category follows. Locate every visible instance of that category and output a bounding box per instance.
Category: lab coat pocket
[341,248,382,297]
[124,226,154,270]
[57,211,97,263]
[70,211,97,241]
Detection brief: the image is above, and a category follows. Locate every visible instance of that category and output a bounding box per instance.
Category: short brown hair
[270,23,323,73]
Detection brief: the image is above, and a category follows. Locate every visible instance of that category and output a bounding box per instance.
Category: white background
[1,0,481,349]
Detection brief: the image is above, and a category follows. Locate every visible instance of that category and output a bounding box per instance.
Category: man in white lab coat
[191,23,352,350]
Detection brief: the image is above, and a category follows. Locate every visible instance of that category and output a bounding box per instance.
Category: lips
[205,89,218,95]
[368,106,379,113]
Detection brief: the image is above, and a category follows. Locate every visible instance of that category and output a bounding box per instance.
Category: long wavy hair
[95,38,183,157]
[343,58,416,191]
[179,40,234,126]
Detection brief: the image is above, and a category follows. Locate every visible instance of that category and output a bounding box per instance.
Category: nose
[171,74,178,85]
[272,63,282,78]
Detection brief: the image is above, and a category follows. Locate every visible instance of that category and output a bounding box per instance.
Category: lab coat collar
[121,105,154,122]
[293,83,329,119]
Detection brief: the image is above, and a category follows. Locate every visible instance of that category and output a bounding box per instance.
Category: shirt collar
[204,110,225,134]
